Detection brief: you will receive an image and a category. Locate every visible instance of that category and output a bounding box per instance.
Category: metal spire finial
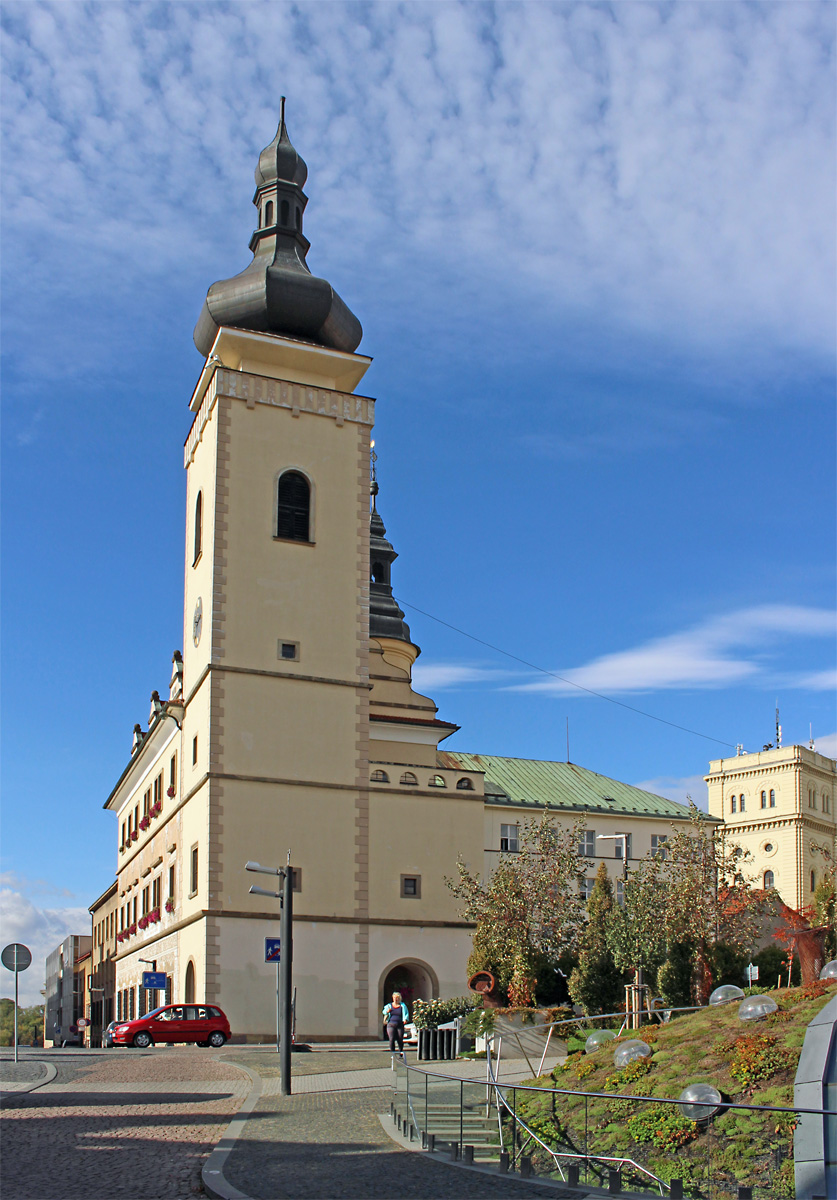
[280,95,286,127]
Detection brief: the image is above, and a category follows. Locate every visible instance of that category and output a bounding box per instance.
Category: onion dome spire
[194,99,362,357]
[369,444,412,644]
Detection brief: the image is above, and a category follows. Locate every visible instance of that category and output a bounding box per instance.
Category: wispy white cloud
[0,885,89,1005]
[791,668,837,692]
[814,732,837,758]
[411,662,518,692]
[633,774,708,811]
[1,0,833,389]
[515,605,835,695]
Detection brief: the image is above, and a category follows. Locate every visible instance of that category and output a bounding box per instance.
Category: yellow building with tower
[95,109,705,1042]
[706,744,837,912]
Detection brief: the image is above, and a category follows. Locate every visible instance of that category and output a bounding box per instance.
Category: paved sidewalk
[0,1050,249,1200]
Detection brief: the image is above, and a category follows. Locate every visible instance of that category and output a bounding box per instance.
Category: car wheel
[208,1031,226,1048]
[133,1031,153,1048]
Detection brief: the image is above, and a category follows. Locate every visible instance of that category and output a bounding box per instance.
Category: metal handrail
[486,1036,567,1180]
[393,1052,835,1197]
[490,1004,707,1079]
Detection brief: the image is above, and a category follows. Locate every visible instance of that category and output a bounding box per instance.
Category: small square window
[278,641,299,662]
[400,875,421,899]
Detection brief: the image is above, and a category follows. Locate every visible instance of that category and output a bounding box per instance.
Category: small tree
[449,812,589,1006]
[569,862,624,1015]
[607,853,668,989]
[661,804,765,1002]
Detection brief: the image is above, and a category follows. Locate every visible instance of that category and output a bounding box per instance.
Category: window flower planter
[152,801,163,816]
[131,830,138,841]
[139,816,150,831]
[138,916,149,930]
[164,899,175,914]
[166,785,176,798]
[129,923,137,936]
[149,908,160,923]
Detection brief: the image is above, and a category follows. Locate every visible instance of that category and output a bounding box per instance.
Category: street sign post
[746,963,759,985]
[2,943,32,1064]
[141,971,168,990]
[264,938,281,1058]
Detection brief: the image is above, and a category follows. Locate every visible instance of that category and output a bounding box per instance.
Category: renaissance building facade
[706,744,837,912]
[93,111,701,1041]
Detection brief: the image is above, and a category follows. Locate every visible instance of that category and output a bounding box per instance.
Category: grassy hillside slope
[516,979,835,1198]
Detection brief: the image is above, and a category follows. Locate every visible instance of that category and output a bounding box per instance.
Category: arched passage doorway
[184,960,195,1004]
[380,960,438,1022]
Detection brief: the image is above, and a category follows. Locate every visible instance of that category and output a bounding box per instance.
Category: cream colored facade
[706,745,837,911]
[100,319,705,1041]
[105,327,484,1040]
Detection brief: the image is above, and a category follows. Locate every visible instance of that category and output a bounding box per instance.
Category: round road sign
[1,943,32,972]
[76,1017,89,1029]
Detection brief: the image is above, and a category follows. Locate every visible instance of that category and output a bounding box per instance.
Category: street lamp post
[246,857,294,1096]
[597,833,642,1027]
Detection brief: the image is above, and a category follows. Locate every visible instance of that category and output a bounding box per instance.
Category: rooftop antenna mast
[775,701,781,749]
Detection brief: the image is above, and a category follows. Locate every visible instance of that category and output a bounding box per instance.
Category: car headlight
[116,1025,131,1032]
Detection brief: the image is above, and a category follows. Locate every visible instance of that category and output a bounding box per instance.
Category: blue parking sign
[264,937,281,963]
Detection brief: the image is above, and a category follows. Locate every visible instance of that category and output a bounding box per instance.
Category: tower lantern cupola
[193,98,362,358]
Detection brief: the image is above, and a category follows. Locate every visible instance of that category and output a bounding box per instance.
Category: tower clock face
[193,597,203,647]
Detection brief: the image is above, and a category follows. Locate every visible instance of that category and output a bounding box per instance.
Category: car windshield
[145,1006,167,1019]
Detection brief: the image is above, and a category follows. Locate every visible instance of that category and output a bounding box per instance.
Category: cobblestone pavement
[222,1088,575,1200]
[0,1050,249,1200]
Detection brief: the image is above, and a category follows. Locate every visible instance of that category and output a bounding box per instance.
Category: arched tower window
[372,561,386,583]
[265,200,274,226]
[730,796,737,813]
[281,199,290,225]
[760,790,766,808]
[456,778,474,790]
[763,870,774,889]
[370,769,389,783]
[769,789,776,807]
[193,492,203,564]
[276,471,310,542]
[811,869,817,892]
[295,206,301,229]
[428,775,446,788]
[739,794,746,812]
[400,772,417,786]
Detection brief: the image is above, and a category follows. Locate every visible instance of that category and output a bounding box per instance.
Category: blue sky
[1,1,835,1001]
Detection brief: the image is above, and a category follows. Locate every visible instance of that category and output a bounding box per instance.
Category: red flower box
[138,916,148,930]
[129,923,137,936]
[131,830,138,841]
[166,785,176,798]
[164,899,175,914]
[139,816,150,831]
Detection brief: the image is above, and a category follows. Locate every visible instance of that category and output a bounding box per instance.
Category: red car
[112,1003,230,1048]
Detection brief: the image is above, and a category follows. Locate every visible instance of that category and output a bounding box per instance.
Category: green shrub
[412,994,481,1029]
[627,1106,699,1149]
[720,1033,794,1087]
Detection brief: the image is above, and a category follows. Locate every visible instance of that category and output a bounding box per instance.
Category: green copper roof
[438,752,701,819]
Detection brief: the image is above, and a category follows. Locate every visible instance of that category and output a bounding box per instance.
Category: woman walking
[383,991,409,1054]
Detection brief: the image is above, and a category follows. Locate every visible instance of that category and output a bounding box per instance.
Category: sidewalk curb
[201,1063,261,1200]
[0,1060,58,1096]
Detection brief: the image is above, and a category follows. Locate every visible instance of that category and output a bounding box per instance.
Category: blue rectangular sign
[142,971,167,990]
[264,937,281,963]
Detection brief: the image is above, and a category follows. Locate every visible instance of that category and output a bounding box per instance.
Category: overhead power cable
[400,599,736,750]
